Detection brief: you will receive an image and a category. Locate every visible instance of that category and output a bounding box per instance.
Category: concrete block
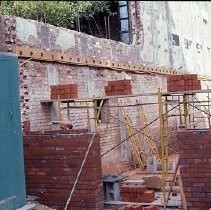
[124,179,145,186]
[146,156,158,173]
[142,175,161,190]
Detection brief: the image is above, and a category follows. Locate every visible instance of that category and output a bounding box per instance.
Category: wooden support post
[158,88,169,205]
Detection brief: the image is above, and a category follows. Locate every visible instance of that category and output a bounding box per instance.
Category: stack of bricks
[120,185,155,203]
[178,130,211,209]
[119,205,158,210]
[23,130,103,210]
[167,74,201,92]
[105,80,132,96]
[50,84,78,99]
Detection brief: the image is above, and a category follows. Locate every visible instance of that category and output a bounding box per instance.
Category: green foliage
[0,1,113,29]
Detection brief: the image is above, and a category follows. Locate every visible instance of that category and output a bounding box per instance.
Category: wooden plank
[162,88,211,96]
[40,88,211,105]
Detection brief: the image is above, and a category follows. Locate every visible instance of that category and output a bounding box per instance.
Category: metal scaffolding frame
[40,88,211,208]
[158,88,211,206]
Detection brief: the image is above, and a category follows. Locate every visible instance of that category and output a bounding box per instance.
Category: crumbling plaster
[131,1,211,75]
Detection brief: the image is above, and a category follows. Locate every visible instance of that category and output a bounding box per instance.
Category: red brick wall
[105,80,132,96]
[120,185,155,203]
[0,15,179,175]
[24,130,103,210]
[50,84,78,99]
[178,130,211,209]
[167,74,201,92]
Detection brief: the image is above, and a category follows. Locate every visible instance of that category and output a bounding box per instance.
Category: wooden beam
[12,45,183,75]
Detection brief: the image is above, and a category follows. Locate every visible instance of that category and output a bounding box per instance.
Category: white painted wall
[137,1,211,75]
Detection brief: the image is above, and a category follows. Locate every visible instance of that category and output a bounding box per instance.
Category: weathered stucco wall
[15,16,142,64]
[129,1,211,75]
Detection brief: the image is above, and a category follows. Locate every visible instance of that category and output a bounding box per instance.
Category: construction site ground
[104,154,181,210]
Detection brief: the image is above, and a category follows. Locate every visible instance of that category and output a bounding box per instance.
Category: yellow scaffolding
[136,99,160,161]
[119,104,147,170]
[158,88,211,207]
[41,88,211,208]
[158,88,169,203]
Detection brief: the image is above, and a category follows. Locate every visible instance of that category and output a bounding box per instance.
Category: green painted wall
[0,53,26,209]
